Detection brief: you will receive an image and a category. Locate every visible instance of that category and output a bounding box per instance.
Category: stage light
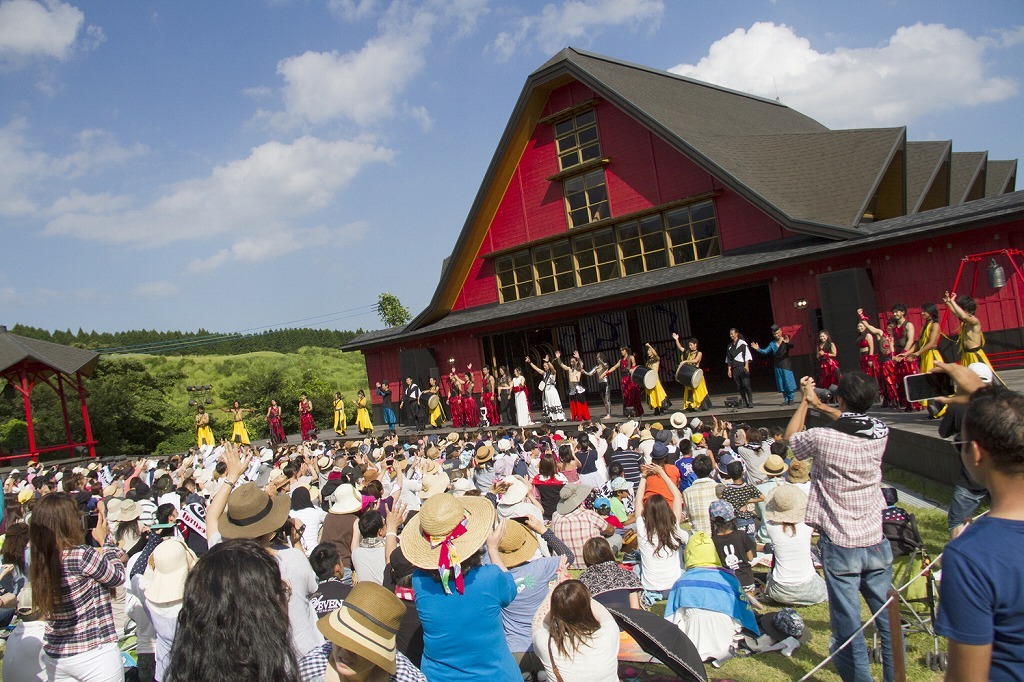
[988,258,1007,289]
[2,382,14,400]
[794,299,808,309]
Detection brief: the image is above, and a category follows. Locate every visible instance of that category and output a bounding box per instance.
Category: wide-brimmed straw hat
[669,412,688,429]
[117,499,142,523]
[451,478,475,496]
[556,484,591,516]
[329,484,364,515]
[475,445,494,463]
[318,582,406,675]
[105,497,124,522]
[496,476,529,506]
[639,428,655,443]
[619,420,639,439]
[497,520,539,568]
[446,432,460,444]
[400,493,495,571]
[765,485,808,525]
[760,454,789,478]
[787,459,811,483]
[219,482,291,539]
[143,540,197,604]
[418,472,451,499]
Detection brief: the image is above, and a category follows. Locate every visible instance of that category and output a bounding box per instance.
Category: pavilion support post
[57,373,74,457]
[20,365,37,455]
[76,372,97,459]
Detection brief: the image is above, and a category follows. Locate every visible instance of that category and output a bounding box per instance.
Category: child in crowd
[308,542,352,617]
[709,500,763,610]
[717,461,764,538]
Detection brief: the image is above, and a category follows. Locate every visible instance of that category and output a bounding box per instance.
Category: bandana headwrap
[424,515,470,595]
[826,413,889,440]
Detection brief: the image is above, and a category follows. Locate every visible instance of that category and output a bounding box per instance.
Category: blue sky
[2,0,1022,337]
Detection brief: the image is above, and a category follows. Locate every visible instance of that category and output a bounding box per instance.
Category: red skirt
[462,395,480,428]
[893,357,922,410]
[449,395,464,428]
[621,375,644,416]
[300,412,316,441]
[481,392,499,425]
[818,355,840,389]
[859,353,878,378]
[569,394,591,422]
[878,360,900,407]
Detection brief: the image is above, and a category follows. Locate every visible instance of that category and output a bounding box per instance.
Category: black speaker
[817,268,878,375]
[399,348,438,389]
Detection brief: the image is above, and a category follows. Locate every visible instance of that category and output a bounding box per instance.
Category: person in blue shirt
[751,325,797,405]
[401,493,520,682]
[933,363,1024,682]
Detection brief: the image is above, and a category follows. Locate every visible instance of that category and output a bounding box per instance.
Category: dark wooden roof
[343,190,1024,350]
[0,328,99,377]
[950,151,988,204]
[906,141,952,213]
[986,160,1018,196]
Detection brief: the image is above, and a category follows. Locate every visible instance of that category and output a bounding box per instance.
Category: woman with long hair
[354,390,373,435]
[643,343,671,415]
[164,539,301,682]
[333,392,348,436]
[531,452,568,520]
[30,493,125,681]
[0,521,29,627]
[817,329,840,389]
[525,355,566,421]
[856,319,877,378]
[634,465,686,598]
[497,366,513,425]
[578,537,642,610]
[585,353,612,420]
[603,347,643,418]
[266,399,287,444]
[289,486,327,556]
[532,580,619,681]
[511,367,532,427]
[426,376,445,427]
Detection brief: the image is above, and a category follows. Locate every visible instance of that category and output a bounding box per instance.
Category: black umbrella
[608,607,709,682]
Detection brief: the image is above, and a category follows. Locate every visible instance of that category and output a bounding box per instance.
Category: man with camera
[785,371,894,682]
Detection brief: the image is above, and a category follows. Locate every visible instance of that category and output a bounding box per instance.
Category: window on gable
[573,228,619,286]
[617,215,666,276]
[665,200,721,265]
[534,240,575,295]
[495,250,535,302]
[564,169,609,228]
[554,110,601,171]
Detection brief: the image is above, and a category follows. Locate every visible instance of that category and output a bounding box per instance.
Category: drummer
[643,343,672,416]
[673,333,712,411]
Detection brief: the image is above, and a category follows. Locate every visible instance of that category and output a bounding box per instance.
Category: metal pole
[19,366,36,455]
[886,589,907,682]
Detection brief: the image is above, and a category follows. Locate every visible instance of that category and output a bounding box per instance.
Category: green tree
[86,358,175,457]
[377,292,411,328]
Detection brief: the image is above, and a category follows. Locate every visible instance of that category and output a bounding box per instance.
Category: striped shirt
[44,539,125,658]
[299,643,425,682]
[607,449,644,486]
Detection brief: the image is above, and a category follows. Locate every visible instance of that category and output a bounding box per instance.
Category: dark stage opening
[685,283,777,393]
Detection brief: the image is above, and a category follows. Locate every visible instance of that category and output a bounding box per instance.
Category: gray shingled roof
[0,329,99,377]
[950,152,987,204]
[343,190,1024,350]
[986,160,1018,197]
[906,141,951,212]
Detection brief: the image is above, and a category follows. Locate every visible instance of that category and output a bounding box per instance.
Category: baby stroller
[871,488,944,671]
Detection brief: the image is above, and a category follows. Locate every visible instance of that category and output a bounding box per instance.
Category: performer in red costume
[266,399,287,444]
[816,330,840,389]
[603,346,643,417]
[298,393,316,441]
[860,311,900,409]
[480,365,499,426]
[889,303,921,411]
[447,367,464,428]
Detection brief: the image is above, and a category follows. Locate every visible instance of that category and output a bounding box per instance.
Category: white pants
[44,642,124,682]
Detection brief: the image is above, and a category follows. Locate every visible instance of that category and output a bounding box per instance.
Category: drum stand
[479,406,490,428]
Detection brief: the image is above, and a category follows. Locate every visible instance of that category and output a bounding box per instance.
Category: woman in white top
[525,355,566,421]
[634,465,687,594]
[512,368,532,427]
[532,580,619,682]
[288,486,326,556]
[763,485,826,606]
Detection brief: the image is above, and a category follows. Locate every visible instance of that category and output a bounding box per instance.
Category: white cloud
[274,15,433,127]
[187,222,369,272]
[0,118,144,217]
[0,0,103,63]
[43,135,393,247]
[133,281,179,298]
[669,22,1019,129]
[489,0,663,61]
[406,104,433,132]
[327,0,377,22]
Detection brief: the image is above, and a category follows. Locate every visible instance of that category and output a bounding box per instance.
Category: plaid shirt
[790,422,887,548]
[44,539,125,658]
[682,478,719,536]
[299,642,425,682]
[551,507,609,569]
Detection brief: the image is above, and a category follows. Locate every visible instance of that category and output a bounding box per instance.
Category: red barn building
[346,48,1022,417]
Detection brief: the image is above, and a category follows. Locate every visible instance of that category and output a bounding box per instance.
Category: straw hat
[143,540,197,604]
[639,428,655,442]
[619,420,639,439]
[497,520,539,568]
[423,459,442,476]
[496,476,529,506]
[765,485,808,525]
[451,478,475,496]
[400,494,495,571]
[475,445,494,464]
[318,582,407,675]
[219,482,291,539]
[555,484,591,516]
[105,497,125,522]
[446,432,460,444]
[329,484,364,515]
[759,454,789,478]
[670,412,688,430]
[426,446,441,460]
[418,472,451,499]
[317,455,333,472]
[787,459,811,484]
[118,499,142,523]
